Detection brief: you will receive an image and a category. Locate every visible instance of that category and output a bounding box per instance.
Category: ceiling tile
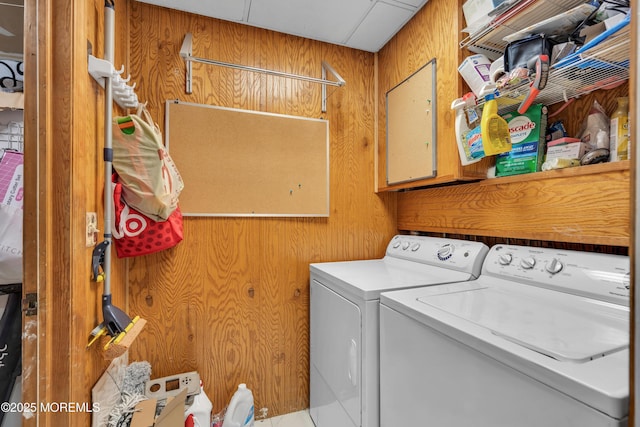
[393,0,428,8]
[136,0,248,22]
[135,0,429,52]
[247,0,373,46]
[347,1,414,52]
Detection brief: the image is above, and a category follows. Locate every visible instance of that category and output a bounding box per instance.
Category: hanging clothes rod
[179,33,346,112]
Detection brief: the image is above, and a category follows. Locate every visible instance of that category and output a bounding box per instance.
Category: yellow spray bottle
[479,84,511,156]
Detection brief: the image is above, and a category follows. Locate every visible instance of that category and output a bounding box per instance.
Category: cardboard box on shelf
[546,137,588,160]
[130,388,187,427]
[458,54,492,97]
[462,0,507,27]
[495,104,548,177]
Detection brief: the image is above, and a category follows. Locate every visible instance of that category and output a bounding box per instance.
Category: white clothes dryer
[309,235,489,427]
[380,244,630,427]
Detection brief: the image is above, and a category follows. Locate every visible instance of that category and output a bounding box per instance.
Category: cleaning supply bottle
[451,93,481,166]
[478,84,511,156]
[609,96,629,161]
[223,383,255,427]
[185,381,213,427]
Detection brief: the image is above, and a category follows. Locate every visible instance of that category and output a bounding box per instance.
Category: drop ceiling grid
[135,0,430,52]
[246,0,375,46]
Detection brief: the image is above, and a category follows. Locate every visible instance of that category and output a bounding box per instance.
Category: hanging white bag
[112,104,184,221]
[0,204,22,284]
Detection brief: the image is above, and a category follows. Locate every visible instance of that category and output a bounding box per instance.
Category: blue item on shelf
[554,13,631,69]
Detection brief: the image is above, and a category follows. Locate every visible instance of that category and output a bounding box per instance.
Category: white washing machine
[309,235,489,427]
[380,244,630,427]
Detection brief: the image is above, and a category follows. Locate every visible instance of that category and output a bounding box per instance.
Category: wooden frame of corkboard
[386,58,437,185]
[165,101,330,217]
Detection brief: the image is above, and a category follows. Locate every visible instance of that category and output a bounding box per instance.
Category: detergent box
[546,137,588,160]
[495,104,548,177]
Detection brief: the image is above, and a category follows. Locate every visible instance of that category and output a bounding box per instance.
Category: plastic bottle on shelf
[609,96,629,161]
[222,383,255,427]
[185,381,213,427]
[478,84,511,156]
[451,93,481,166]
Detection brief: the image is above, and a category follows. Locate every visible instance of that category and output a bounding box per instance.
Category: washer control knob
[520,257,536,269]
[392,241,401,249]
[437,244,454,261]
[402,241,410,250]
[498,253,513,265]
[411,243,421,252]
[545,258,563,275]
[624,272,631,290]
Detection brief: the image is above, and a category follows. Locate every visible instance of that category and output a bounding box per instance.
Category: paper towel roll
[489,56,505,83]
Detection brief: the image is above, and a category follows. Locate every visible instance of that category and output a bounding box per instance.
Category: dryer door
[310,279,361,427]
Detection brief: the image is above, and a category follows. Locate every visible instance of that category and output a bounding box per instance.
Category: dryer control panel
[483,245,630,306]
[386,235,489,278]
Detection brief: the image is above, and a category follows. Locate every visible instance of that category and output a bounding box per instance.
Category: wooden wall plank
[126,2,397,417]
[21,0,38,422]
[398,164,630,247]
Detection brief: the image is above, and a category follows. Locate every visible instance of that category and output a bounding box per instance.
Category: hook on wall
[88,55,140,109]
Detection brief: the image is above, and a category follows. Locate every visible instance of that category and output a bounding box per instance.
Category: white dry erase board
[386,59,437,185]
[165,101,329,217]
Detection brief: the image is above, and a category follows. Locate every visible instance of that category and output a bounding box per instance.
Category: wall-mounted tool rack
[88,55,139,110]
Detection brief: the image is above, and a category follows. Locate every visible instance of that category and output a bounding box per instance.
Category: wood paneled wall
[125,1,396,417]
[376,0,492,190]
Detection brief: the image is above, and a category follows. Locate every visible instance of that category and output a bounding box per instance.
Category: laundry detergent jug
[222,383,254,427]
[185,381,213,427]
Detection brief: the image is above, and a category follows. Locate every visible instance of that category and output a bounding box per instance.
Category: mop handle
[102,0,115,297]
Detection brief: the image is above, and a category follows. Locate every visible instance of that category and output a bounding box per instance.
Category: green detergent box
[495,104,548,177]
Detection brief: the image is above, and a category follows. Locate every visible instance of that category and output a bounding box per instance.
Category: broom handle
[103,0,115,297]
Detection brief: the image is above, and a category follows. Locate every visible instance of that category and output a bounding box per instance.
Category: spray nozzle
[478,83,498,100]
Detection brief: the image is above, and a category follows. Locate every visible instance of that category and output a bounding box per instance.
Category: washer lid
[417,284,629,363]
[311,258,474,300]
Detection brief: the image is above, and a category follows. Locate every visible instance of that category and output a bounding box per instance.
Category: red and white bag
[112,104,183,222]
[111,175,183,258]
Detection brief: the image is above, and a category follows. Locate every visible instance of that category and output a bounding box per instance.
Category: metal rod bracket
[179,33,345,111]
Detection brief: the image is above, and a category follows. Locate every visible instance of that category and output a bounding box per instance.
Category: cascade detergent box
[495,104,548,177]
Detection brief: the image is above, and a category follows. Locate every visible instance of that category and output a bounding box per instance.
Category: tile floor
[255,410,315,427]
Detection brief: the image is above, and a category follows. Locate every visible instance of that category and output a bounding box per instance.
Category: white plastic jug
[185,381,213,427]
[222,383,255,427]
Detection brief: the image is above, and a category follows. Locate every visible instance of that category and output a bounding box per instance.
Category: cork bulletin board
[165,101,329,216]
[386,59,437,185]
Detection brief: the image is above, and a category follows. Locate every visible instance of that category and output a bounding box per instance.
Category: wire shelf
[0,121,24,153]
[467,8,630,115]
[461,0,593,59]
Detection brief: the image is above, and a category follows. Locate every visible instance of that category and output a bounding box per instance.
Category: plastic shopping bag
[0,204,22,284]
[112,105,184,221]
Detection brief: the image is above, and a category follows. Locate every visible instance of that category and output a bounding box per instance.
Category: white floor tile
[268,410,314,427]
[255,418,272,427]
